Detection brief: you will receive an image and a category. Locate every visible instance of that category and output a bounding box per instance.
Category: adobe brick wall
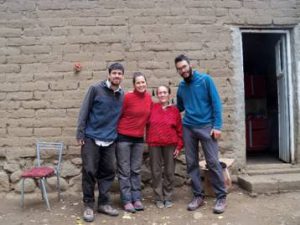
[0,0,299,193]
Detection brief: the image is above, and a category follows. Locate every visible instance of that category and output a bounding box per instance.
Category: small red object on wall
[74,63,82,72]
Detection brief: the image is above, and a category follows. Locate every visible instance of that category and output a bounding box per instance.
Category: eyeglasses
[157,91,169,95]
[176,64,188,72]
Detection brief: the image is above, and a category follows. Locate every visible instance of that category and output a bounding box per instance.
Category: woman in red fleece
[146,85,183,209]
[116,72,152,213]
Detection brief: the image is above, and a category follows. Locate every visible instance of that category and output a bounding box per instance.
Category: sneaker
[187,196,204,211]
[155,200,164,209]
[133,200,144,211]
[164,200,174,208]
[83,207,94,222]
[213,198,226,214]
[124,202,136,213]
[97,204,119,216]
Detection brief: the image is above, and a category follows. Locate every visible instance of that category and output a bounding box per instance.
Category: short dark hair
[132,72,147,84]
[156,85,171,95]
[174,54,190,65]
[108,63,124,74]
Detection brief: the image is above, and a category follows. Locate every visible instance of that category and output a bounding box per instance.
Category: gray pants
[149,146,176,201]
[116,142,144,204]
[183,126,227,199]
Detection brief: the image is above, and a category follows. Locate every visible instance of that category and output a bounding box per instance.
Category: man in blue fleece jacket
[76,63,124,222]
[175,54,227,214]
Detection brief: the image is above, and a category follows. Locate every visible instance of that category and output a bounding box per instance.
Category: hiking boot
[164,200,174,208]
[124,202,136,213]
[213,198,226,214]
[155,200,164,209]
[97,204,119,216]
[187,196,204,211]
[133,200,144,211]
[83,207,94,222]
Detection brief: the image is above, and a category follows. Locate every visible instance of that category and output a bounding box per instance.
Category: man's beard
[183,68,193,83]
[111,79,121,86]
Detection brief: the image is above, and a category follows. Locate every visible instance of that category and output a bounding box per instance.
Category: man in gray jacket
[76,63,125,222]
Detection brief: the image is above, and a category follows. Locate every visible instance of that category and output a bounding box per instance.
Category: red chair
[20,141,64,210]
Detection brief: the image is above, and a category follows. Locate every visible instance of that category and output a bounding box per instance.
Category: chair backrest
[36,141,64,175]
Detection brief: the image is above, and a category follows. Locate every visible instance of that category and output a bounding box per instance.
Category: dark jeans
[183,126,227,200]
[116,142,144,204]
[81,138,116,208]
[149,146,176,201]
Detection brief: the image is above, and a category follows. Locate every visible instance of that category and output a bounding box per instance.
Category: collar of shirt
[106,80,122,93]
[162,103,172,110]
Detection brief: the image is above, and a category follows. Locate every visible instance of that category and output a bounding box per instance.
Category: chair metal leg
[20,178,25,208]
[56,175,61,201]
[40,178,51,210]
[38,179,44,200]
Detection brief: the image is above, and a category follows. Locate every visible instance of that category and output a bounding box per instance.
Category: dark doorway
[242,33,282,164]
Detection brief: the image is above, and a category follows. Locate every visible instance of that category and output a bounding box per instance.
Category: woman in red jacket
[146,85,183,209]
[116,72,152,213]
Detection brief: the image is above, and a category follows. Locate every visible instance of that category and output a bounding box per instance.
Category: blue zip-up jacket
[76,81,124,141]
[176,70,222,130]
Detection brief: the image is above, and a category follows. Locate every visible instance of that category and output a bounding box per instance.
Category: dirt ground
[0,185,300,225]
